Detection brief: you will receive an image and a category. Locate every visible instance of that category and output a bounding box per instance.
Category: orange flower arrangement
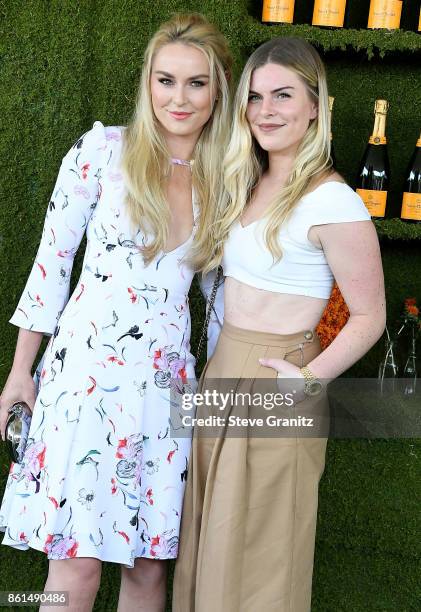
[316,293,421,351]
[404,297,419,320]
[316,283,349,350]
[315,287,421,353]
[403,297,421,331]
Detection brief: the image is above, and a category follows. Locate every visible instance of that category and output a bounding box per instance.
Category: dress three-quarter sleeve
[9,121,107,335]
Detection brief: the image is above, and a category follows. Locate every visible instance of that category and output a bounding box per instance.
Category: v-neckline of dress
[162,187,198,256]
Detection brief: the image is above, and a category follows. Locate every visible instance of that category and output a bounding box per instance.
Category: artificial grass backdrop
[0,1,420,610]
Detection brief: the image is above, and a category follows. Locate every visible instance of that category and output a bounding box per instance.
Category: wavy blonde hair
[203,37,333,274]
[121,13,232,266]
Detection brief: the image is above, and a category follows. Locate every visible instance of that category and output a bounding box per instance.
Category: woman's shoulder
[63,122,127,173]
[303,172,350,198]
[298,172,371,223]
[302,173,361,204]
[69,121,126,153]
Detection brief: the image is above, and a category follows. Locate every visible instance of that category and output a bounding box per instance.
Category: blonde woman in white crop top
[173,38,386,612]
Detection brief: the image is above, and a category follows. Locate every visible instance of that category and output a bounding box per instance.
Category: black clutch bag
[5,402,32,464]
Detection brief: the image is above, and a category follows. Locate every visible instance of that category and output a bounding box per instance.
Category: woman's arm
[1,121,107,440]
[0,329,43,439]
[11,328,44,373]
[9,121,106,335]
[305,219,386,379]
[260,220,386,381]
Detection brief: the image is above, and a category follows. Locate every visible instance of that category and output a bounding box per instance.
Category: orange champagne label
[401,193,421,221]
[312,0,346,27]
[262,0,295,23]
[368,0,402,30]
[357,188,387,217]
[369,135,387,145]
[417,137,421,147]
[419,7,421,32]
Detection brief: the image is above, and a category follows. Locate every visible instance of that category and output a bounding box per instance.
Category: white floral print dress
[0,121,197,566]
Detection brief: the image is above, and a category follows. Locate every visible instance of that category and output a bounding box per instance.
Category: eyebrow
[154,70,210,79]
[249,86,295,94]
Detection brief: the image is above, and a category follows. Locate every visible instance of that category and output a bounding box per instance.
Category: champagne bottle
[312,0,348,28]
[329,96,336,167]
[356,100,390,219]
[368,0,403,30]
[418,6,421,32]
[403,323,417,397]
[401,133,421,223]
[262,0,295,24]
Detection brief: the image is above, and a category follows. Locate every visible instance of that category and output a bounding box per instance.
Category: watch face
[307,380,323,396]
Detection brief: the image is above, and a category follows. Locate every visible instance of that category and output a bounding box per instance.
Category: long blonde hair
[121,13,232,265]
[203,37,333,274]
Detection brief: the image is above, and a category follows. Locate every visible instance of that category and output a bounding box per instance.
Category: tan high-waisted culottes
[173,321,328,612]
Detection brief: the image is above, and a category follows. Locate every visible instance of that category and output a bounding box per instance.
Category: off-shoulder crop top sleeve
[222,181,371,299]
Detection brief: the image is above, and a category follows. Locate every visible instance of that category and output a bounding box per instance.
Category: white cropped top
[222,181,371,299]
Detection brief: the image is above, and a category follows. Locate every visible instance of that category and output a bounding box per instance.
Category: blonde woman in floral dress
[0,13,231,612]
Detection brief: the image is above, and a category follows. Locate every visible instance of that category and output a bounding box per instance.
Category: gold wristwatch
[300,366,323,397]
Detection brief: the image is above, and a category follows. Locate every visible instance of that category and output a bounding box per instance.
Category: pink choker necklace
[170,157,194,167]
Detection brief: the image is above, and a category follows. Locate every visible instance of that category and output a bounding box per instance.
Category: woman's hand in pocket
[259,357,306,403]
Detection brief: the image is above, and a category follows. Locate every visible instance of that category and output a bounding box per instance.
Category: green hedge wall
[1,1,420,610]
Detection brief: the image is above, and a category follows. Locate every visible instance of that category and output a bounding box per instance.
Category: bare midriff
[223,276,329,335]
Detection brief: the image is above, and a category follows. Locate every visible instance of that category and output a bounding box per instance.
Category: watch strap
[300,366,323,396]
[300,366,316,383]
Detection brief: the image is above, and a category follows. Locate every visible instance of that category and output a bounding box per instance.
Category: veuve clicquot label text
[262,0,295,23]
[357,189,388,218]
[312,0,347,28]
[368,0,402,30]
[401,193,421,221]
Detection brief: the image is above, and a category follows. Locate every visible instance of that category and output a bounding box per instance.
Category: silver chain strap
[196,266,222,362]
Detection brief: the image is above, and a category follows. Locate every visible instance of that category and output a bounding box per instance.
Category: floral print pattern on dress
[0,121,196,565]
